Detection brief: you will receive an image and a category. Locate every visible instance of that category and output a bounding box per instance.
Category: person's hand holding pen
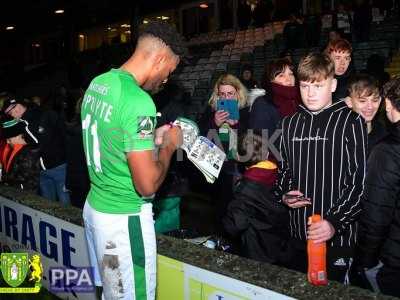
[155,123,182,149]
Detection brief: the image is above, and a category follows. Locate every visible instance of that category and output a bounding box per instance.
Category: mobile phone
[217,99,239,121]
[285,194,311,204]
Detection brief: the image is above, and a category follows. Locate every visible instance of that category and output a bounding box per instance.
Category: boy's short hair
[298,52,335,83]
[383,77,400,112]
[348,73,380,99]
[326,38,352,54]
[238,132,267,166]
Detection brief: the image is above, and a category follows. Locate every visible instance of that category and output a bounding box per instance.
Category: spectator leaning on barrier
[326,38,354,102]
[276,52,367,283]
[353,77,400,298]
[1,95,70,206]
[0,116,40,192]
[81,21,185,300]
[345,73,388,156]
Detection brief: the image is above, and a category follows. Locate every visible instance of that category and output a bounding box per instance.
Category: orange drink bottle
[307,214,328,285]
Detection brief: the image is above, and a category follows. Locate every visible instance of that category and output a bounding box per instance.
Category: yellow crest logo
[29,255,43,284]
[0,253,42,293]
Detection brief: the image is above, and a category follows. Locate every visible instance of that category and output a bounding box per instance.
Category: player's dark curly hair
[139,21,187,58]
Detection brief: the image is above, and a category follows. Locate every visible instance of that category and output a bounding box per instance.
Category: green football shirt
[81,68,157,213]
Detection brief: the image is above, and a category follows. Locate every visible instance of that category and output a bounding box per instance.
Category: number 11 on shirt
[82,113,102,173]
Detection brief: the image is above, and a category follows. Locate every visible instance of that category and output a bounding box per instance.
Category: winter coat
[249,94,281,133]
[223,161,289,264]
[368,119,388,157]
[357,121,400,269]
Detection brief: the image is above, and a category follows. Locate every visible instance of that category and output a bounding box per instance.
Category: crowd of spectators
[0,2,400,297]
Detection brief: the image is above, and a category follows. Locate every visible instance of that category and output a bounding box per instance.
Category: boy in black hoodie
[276,52,367,283]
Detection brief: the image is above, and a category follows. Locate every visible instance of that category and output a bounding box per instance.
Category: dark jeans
[284,239,354,284]
[40,163,70,206]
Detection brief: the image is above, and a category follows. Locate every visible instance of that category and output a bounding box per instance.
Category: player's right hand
[214,110,229,127]
[163,125,183,150]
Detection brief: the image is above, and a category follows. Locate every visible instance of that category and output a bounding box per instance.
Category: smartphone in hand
[284,193,312,204]
[217,99,239,121]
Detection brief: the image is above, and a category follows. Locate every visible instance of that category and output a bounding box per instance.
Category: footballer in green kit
[81,22,185,300]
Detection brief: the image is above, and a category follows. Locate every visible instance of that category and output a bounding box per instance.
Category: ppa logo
[49,267,95,293]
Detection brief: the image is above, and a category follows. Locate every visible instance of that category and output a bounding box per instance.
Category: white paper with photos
[188,136,225,182]
[173,117,225,183]
[173,117,199,153]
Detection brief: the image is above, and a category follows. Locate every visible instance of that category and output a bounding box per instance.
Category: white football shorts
[83,201,156,300]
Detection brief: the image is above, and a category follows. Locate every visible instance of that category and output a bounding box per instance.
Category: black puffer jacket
[357,121,400,269]
[368,118,388,157]
[222,178,289,264]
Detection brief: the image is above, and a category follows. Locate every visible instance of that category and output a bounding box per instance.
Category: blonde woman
[199,73,249,235]
[206,73,248,128]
